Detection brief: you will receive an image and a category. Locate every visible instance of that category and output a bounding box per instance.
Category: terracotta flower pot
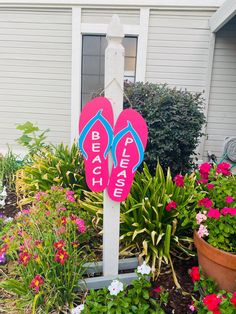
[194,231,236,292]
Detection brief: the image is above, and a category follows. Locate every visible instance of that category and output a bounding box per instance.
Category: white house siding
[204,16,236,160]
[0,9,72,153]
[81,8,140,25]
[146,10,214,93]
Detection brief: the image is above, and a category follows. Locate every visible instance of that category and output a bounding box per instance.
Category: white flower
[0,186,7,198]
[0,199,5,207]
[4,217,13,224]
[71,304,85,314]
[137,261,151,275]
[108,279,124,296]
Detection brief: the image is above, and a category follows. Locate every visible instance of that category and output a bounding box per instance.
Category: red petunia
[189,266,200,282]
[216,162,231,176]
[153,286,161,293]
[198,198,213,209]
[207,208,221,219]
[203,294,221,312]
[19,251,31,266]
[230,292,236,308]
[53,240,65,251]
[225,196,234,204]
[29,274,44,292]
[165,200,177,212]
[199,162,212,179]
[207,183,215,190]
[54,248,69,265]
[174,174,184,187]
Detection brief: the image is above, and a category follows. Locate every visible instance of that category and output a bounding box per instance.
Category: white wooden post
[103,15,124,277]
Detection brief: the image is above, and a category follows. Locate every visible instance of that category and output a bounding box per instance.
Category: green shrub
[124,82,206,175]
[0,187,91,313]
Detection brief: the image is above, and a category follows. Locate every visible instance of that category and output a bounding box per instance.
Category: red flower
[199,162,212,179]
[165,200,177,212]
[174,174,184,187]
[153,286,161,293]
[225,196,234,204]
[203,294,221,311]
[34,240,42,248]
[53,240,65,251]
[54,249,69,265]
[198,197,213,209]
[189,266,200,282]
[0,244,8,255]
[216,162,231,176]
[29,275,44,292]
[70,214,78,221]
[207,208,221,219]
[61,216,67,225]
[230,292,236,308]
[207,183,215,190]
[19,251,31,266]
[221,207,236,216]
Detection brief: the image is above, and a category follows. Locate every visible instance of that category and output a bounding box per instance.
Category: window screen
[81,35,137,106]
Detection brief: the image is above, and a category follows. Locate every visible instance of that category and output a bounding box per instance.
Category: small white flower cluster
[71,304,84,314]
[0,186,7,208]
[71,261,152,313]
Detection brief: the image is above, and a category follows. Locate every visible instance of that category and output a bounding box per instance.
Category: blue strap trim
[78,109,113,160]
[111,121,144,173]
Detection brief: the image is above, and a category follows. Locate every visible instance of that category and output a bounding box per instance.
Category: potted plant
[193,161,236,292]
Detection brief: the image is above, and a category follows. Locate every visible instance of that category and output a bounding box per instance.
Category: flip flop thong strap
[112,121,144,173]
[78,109,113,160]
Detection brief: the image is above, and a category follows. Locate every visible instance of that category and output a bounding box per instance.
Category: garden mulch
[0,189,18,218]
[0,190,199,314]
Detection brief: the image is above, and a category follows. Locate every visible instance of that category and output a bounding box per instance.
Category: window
[81,35,137,106]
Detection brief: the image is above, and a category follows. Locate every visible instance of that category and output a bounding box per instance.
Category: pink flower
[225,196,234,204]
[57,207,66,212]
[174,174,184,187]
[198,198,213,209]
[207,183,215,190]
[197,224,209,238]
[165,200,177,212]
[199,162,212,179]
[75,218,86,233]
[188,301,196,312]
[56,226,66,235]
[216,162,231,176]
[221,207,236,216]
[197,179,209,184]
[207,208,221,219]
[196,212,207,224]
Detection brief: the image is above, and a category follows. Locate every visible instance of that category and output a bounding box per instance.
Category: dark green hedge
[124,82,206,175]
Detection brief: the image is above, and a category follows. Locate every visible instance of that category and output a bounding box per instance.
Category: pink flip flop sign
[108,108,148,202]
[78,97,114,192]
[78,97,148,201]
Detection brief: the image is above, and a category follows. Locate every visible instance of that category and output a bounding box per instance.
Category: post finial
[107,14,124,40]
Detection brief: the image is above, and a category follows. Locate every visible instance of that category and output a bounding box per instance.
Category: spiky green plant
[80,163,197,286]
